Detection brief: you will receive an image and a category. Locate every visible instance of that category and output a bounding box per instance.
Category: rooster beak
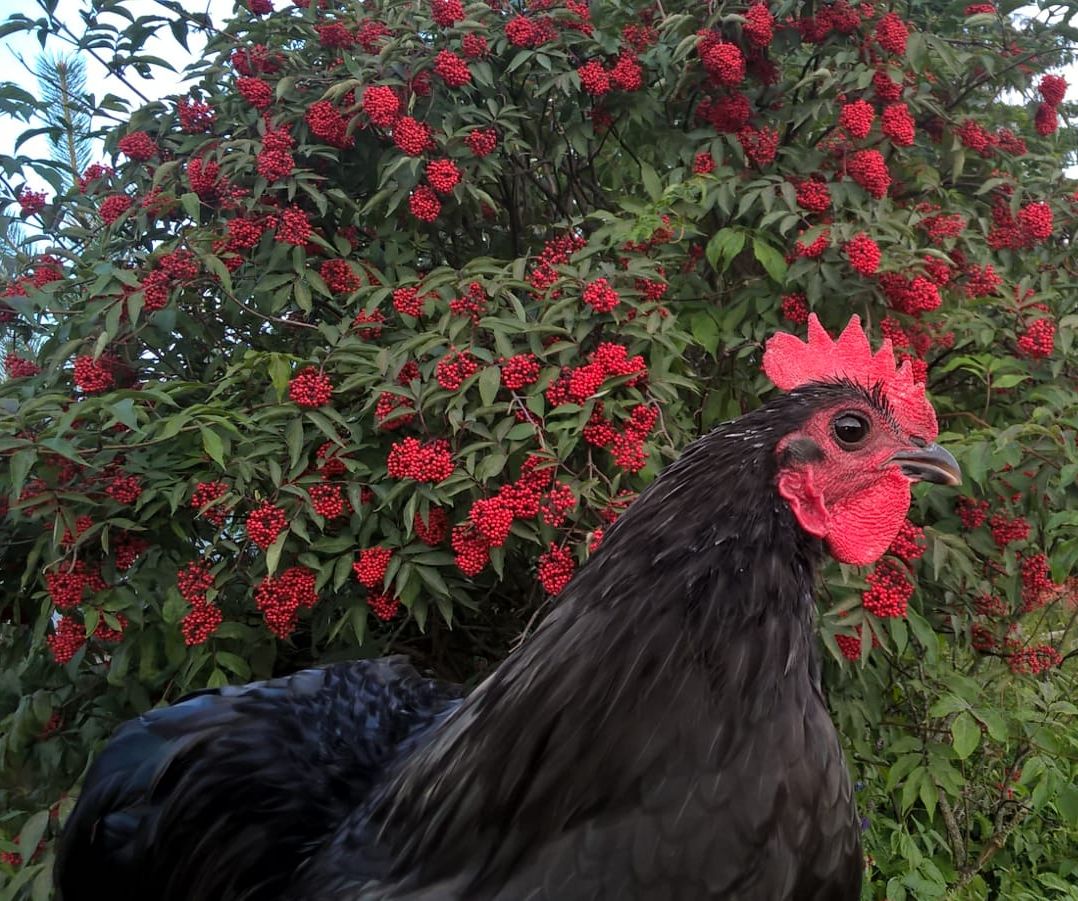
[889,443,962,486]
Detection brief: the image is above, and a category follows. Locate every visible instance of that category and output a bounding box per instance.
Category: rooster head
[762,314,960,565]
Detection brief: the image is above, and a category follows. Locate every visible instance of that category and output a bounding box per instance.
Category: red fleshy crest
[762,314,937,440]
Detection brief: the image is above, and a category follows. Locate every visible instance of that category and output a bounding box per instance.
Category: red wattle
[824,469,911,564]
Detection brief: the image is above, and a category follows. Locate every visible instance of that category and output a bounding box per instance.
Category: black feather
[58,382,871,901]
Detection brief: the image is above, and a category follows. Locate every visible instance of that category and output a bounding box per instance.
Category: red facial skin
[776,399,918,565]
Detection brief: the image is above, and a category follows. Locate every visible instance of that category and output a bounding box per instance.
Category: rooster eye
[832,412,870,449]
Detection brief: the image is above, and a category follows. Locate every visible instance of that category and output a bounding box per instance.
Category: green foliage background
[0,0,1077,897]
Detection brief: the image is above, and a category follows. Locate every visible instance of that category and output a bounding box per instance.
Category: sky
[0,0,232,193]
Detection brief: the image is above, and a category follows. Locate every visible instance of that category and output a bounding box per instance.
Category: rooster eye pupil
[833,413,870,448]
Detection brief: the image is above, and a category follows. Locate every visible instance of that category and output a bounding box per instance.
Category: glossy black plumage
[58,382,867,901]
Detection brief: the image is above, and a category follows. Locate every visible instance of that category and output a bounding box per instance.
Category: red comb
[762,314,938,440]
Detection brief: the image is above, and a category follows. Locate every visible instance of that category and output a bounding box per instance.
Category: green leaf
[478,364,501,406]
[265,528,289,577]
[286,417,304,469]
[9,446,36,500]
[705,227,746,272]
[200,427,226,469]
[951,710,980,760]
[752,238,787,284]
[180,191,200,222]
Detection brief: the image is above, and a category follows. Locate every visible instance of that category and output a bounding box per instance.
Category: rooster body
[57,320,960,901]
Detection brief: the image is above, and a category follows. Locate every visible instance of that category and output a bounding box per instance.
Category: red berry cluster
[237,76,273,110]
[452,522,491,575]
[6,353,41,378]
[881,103,915,146]
[461,34,488,58]
[609,53,643,91]
[577,60,610,95]
[699,37,745,86]
[696,94,752,134]
[795,178,831,212]
[255,566,318,638]
[231,44,281,76]
[848,149,891,198]
[107,474,143,505]
[192,480,230,526]
[354,308,385,338]
[538,544,575,596]
[845,233,881,275]
[277,206,311,245]
[118,131,159,162]
[375,390,416,430]
[317,22,353,48]
[839,100,875,139]
[356,20,392,52]
[246,501,287,549]
[862,559,914,618]
[975,593,1008,617]
[1035,74,1065,135]
[887,520,926,562]
[1019,552,1059,612]
[305,100,353,148]
[546,342,647,406]
[321,259,361,294]
[426,158,461,194]
[1016,318,1055,358]
[956,497,989,529]
[743,3,774,46]
[354,546,392,589]
[182,602,222,646]
[581,277,620,313]
[77,162,114,193]
[394,288,426,321]
[541,483,576,528]
[780,292,810,324]
[435,349,482,391]
[386,438,454,483]
[17,187,46,216]
[879,273,942,316]
[248,0,272,14]
[114,533,149,571]
[611,405,658,472]
[1008,645,1062,675]
[47,617,86,664]
[73,355,115,393]
[465,127,498,157]
[414,507,449,545]
[366,591,401,621]
[257,148,294,182]
[94,613,128,643]
[178,96,215,132]
[835,626,880,662]
[501,353,540,390]
[793,228,830,258]
[528,232,587,297]
[692,151,715,174]
[965,3,995,12]
[875,12,909,55]
[308,483,347,519]
[956,119,995,156]
[177,560,215,603]
[1018,201,1053,243]
[434,50,471,87]
[315,441,349,478]
[100,194,132,225]
[363,85,401,128]
[470,496,515,546]
[989,513,1030,548]
[59,515,93,547]
[409,185,441,222]
[737,126,779,167]
[289,367,333,407]
[393,117,434,156]
[46,564,92,610]
[449,281,488,321]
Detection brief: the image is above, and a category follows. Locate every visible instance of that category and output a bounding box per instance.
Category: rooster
[56,315,960,901]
